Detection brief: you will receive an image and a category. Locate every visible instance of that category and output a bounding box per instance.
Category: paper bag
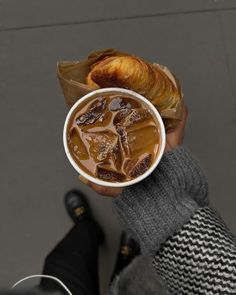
[57,49,183,129]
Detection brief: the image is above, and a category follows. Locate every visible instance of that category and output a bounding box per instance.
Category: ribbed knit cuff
[113,146,208,254]
[114,189,198,254]
[160,146,209,206]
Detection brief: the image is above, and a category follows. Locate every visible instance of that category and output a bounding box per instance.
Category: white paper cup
[63,87,166,187]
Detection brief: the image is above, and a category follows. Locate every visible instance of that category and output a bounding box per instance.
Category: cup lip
[63,87,166,187]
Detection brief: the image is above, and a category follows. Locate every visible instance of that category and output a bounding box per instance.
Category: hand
[79,104,188,197]
[79,175,123,197]
[165,104,188,152]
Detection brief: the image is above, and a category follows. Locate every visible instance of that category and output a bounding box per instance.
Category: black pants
[40,218,102,295]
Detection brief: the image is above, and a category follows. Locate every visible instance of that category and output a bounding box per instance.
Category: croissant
[86,54,182,119]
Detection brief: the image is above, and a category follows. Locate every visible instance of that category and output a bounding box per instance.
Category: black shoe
[111,232,141,281]
[64,189,105,243]
[64,189,91,223]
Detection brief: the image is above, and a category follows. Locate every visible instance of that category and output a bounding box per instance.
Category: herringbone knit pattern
[153,207,236,294]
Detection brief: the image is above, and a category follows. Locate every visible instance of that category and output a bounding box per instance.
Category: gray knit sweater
[12,147,236,295]
[111,146,236,294]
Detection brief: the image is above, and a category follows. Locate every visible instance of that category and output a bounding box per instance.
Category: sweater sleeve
[113,146,206,253]
[163,146,209,206]
[153,207,236,294]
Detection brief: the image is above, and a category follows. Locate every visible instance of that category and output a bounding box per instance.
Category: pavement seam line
[1,6,236,33]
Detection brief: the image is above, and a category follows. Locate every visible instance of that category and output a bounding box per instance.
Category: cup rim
[63,87,166,187]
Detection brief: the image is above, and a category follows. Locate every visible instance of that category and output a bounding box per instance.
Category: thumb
[79,175,123,197]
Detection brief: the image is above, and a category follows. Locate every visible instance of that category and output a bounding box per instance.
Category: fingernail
[78,175,89,185]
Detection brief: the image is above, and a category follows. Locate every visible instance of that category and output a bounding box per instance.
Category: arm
[82,105,236,293]
[113,146,199,253]
[113,148,236,294]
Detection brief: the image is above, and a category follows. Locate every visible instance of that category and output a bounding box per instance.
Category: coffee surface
[67,94,160,182]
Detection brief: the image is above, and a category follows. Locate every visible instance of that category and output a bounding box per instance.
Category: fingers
[78,175,89,185]
[79,175,123,197]
[175,104,188,140]
[89,182,123,197]
[178,104,188,131]
[165,104,188,152]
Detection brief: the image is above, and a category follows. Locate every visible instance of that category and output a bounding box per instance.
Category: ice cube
[122,108,152,128]
[68,127,89,160]
[127,126,159,157]
[76,98,106,126]
[113,109,132,125]
[108,96,140,111]
[83,131,118,162]
[115,124,130,157]
[97,166,125,182]
[124,154,152,178]
[110,142,123,171]
[97,113,106,123]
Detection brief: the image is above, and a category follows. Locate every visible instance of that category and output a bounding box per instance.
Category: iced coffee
[67,95,160,182]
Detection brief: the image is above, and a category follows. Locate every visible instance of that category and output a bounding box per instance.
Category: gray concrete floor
[0,0,236,293]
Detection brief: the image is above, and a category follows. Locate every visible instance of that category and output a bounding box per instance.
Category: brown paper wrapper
[57,49,183,130]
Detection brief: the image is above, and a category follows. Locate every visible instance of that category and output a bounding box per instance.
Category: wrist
[113,171,199,254]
